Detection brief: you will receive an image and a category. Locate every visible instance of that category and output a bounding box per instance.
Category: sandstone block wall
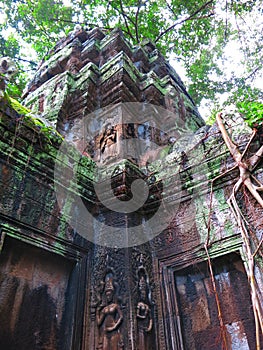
[0,27,262,349]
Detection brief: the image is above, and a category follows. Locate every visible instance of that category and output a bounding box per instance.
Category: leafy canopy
[237,100,263,129]
[0,0,262,117]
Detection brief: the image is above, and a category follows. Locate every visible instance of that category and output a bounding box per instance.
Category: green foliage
[3,0,74,55]
[6,71,28,100]
[0,29,36,97]
[0,0,262,111]
[0,33,20,58]
[237,100,263,129]
[206,110,217,126]
[205,99,263,129]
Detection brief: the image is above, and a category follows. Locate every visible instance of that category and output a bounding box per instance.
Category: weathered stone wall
[0,27,262,349]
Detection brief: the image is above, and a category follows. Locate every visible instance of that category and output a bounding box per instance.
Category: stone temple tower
[0,27,262,349]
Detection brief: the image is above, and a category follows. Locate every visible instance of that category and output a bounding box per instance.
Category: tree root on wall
[206,112,263,350]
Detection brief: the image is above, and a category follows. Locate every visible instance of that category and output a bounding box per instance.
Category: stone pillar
[21,27,204,349]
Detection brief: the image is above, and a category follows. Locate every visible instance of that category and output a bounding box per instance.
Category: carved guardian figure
[0,57,17,98]
[96,273,124,350]
[136,269,153,350]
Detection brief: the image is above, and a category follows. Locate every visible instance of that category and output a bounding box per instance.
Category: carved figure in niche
[0,57,17,98]
[136,267,153,350]
[100,124,117,153]
[96,272,124,350]
[125,123,136,138]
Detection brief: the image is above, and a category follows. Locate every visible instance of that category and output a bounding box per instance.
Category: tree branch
[155,0,214,43]
[245,66,261,82]
[15,57,38,67]
[116,0,135,41]
[27,0,51,40]
[135,0,143,43]
[50,17,101,28]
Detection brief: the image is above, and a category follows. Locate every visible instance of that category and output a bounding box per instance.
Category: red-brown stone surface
[0,27,262,349]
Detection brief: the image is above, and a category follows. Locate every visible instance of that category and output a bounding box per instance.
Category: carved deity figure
[136,273,153,350]
[100,124,117,153]
[96,274,124,350]
[0,57,17,98]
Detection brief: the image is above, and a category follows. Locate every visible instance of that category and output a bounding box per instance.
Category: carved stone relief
[135,253,154,350]
[96,269,124,350]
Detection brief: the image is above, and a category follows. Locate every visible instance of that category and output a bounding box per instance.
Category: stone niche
[170,253,256,349]
[0,26,262,349]
[0,237,74,350]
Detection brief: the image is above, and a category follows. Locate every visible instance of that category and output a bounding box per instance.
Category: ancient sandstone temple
[0,27,262,349]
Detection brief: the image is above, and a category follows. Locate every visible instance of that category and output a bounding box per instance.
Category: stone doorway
[172,253,257,350]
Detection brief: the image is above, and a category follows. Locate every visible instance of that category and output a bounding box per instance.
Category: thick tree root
[213,112,263,349]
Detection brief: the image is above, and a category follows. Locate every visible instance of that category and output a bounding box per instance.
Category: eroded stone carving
[136,263,153,350]
[96,270,124,350]
[0,57,17,98]
[100,124,117,153]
